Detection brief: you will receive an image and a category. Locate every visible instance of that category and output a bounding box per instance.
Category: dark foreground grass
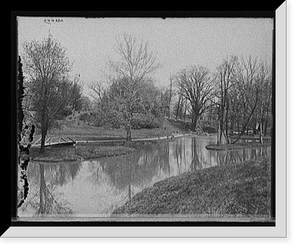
[112,157,272,219]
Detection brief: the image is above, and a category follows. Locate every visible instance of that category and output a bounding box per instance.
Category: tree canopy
[22,35,76,152]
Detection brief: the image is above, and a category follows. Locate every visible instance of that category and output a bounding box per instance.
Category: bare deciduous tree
[231,56,262,144]
[175,66,214,131]
[88,81,104,104]
[256,63,272,143]
[22,35,72,153]
[108,34,161,141]
[215,56,238,144]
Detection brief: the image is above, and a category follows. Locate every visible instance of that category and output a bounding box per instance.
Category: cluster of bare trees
[170,55,272,145]
[174,66,214,131]
[20,33,272,152]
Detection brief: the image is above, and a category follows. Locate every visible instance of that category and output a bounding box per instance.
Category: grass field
[30,118,191,161]
[32,118,192,143]
[112,156,272,220]
[206,141,271,151]
[29,117,273,219]
[30,144,136,162]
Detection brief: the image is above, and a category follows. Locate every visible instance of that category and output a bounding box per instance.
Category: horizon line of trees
[19,33,273,152]
[168,55,272,145]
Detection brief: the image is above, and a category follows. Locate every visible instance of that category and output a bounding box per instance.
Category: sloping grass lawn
[29,118,193,162]
[32,124,174,143]
[32,118,193,143]
[112,156,272,220]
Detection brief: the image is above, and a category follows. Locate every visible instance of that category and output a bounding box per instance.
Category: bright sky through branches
[18,17,273,97]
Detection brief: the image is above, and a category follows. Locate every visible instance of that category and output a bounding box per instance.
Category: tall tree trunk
[217,122,221,145]
[183,103,187,121]
[168,75,173,118]
[230,115,234,135]
[225,131,230,144]
[257,76,265,142]
[253,117,257,135]
[259,121,263,144]
[175,97,181,120]
[126,123,132,142]
[217,121,226,145]
[125,108,133,142]
[40,110,48,153]
[259,105,264,144]
[264,109,269,136]
[191,112,198,131]
[39,103,48,153]
[232,106,257,144]
[225,111,230,144]
[40,127,47,154]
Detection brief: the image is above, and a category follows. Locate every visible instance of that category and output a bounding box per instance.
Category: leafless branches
[22,35,71,82]
[22,35,73,153]
[107,34,161,141]
[109,34,161,83]
[175,66,214,131]
[88,81,104,103]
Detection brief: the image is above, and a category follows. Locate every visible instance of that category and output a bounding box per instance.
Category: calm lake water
[18,135,271,219]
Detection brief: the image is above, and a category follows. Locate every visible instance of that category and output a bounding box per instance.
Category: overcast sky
[17,17,273,97]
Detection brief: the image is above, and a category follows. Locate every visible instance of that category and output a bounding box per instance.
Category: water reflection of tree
[36,164,72,215]
[51,162,80,186]
[172,139,183,174]
[189,137,203,171]
[20,163,72,216]
[217,150,242,166]
[215,146,271,166]
[98,141,170,200]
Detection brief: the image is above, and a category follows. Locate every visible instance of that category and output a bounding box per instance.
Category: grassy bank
[32,118,191,143]
[29,118,191,162]
[30,145,136,162]
[112,156,272,219]
[206,141,271,151]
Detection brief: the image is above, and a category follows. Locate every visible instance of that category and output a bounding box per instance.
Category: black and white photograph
[8,8,288,238]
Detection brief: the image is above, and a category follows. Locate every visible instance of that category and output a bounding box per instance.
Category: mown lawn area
[29,118,193,162]
[112,156,272,221]
[32,118,190,143]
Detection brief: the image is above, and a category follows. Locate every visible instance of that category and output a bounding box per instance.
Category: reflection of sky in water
[18,136,271,218]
